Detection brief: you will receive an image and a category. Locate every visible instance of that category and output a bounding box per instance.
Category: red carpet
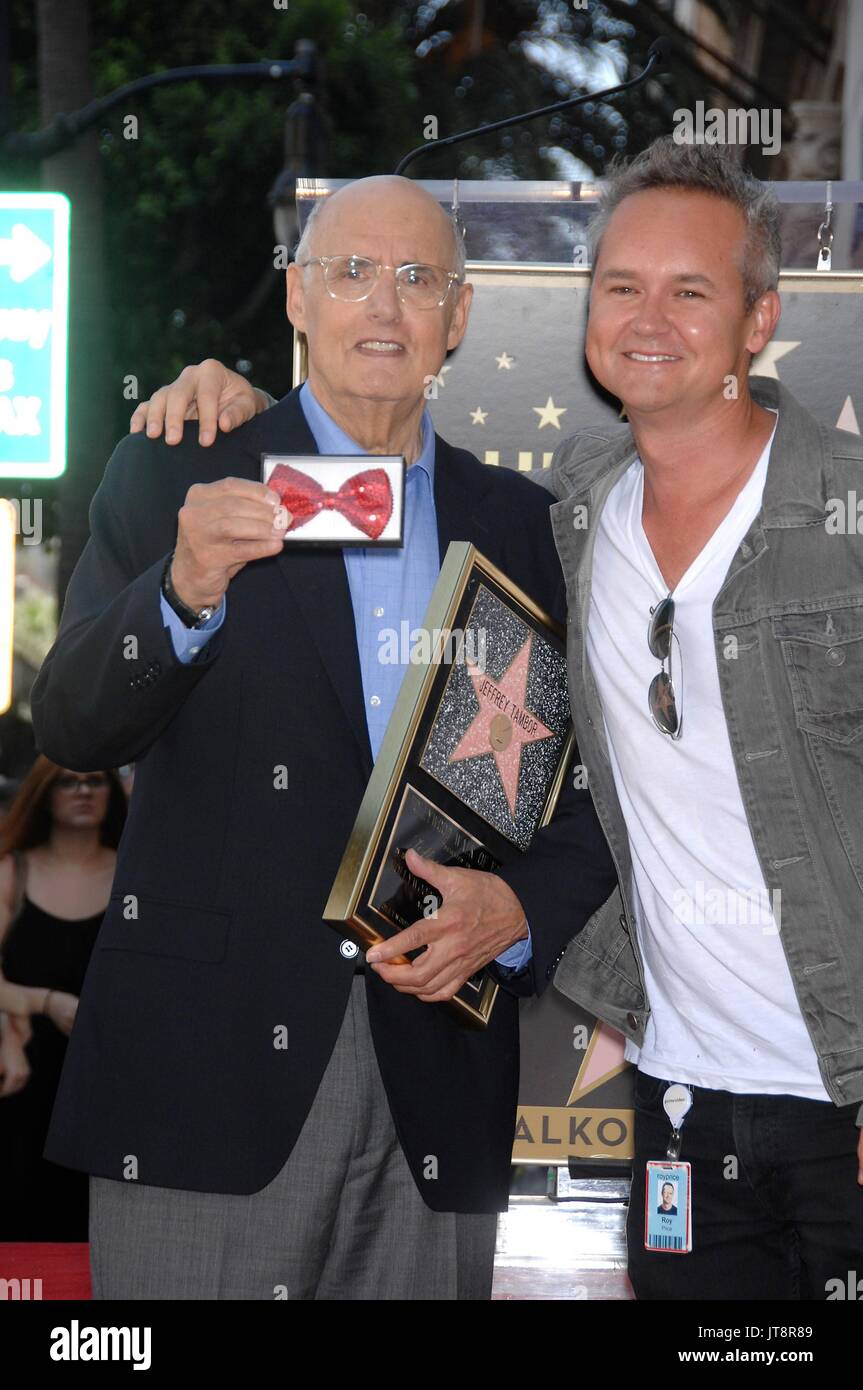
[0,1244,91,1299]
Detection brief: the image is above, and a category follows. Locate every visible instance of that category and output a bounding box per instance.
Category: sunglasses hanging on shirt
[647,595,683,739]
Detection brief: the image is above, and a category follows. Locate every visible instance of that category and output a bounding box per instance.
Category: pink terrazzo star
[448,635,555,815]
[567,1021,628,1103]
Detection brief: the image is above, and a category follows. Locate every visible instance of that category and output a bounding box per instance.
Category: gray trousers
[89,977,499,1300]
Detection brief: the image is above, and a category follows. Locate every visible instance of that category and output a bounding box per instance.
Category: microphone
[646,37,673,67]
[394,37,672,177]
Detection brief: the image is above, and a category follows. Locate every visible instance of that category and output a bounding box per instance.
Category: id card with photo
[644,1161,692,1253]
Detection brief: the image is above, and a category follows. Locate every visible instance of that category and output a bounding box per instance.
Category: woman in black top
[0,757,127,1239]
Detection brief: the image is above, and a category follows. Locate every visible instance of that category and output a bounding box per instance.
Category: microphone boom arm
[394,41,668,177]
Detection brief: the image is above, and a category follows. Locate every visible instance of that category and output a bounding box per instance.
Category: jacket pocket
[773,606,863,743]
[97,892,230,963]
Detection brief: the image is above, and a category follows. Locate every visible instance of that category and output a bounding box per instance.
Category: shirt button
[825,647,845,666]
[370,695,381,707]
[340,939,359,959]
[374,606,385,618]
[626,1012,640,1029]
[190,645,200,654]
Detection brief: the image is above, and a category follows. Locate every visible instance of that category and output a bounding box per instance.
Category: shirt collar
[299,380,435,490]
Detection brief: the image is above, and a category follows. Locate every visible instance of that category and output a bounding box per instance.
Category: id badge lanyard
[663,1083,693,1158]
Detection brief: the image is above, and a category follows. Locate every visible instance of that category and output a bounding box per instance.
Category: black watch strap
[160,552,217,629]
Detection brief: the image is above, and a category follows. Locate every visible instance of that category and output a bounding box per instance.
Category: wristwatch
[160,551,218,629]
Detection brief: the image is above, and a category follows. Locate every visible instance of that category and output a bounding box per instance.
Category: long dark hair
[0,756,127,857]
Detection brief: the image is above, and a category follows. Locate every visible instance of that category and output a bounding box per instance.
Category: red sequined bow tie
[267,463,393,541]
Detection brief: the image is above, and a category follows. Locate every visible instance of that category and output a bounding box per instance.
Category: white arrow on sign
[0,222,53,283]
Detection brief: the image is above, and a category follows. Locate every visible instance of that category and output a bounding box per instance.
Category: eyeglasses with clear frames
[297,255,461,309]
[54,773,110,792]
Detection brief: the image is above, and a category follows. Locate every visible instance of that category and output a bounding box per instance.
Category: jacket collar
[552,375,846,529]
[755,377,836,528]
[231,385,319,471]
[431,432,498,566]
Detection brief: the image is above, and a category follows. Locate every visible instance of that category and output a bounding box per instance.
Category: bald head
[295,175,464,277]
[285,173,473,453]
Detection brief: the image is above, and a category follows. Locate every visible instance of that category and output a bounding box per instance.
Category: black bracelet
[160,551,217,629]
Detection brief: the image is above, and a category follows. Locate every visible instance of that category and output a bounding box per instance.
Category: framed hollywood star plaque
[324,541,575,1026]
[261,453,406,547]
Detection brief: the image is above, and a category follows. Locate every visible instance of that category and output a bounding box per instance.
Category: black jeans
[627,1069,863,1300]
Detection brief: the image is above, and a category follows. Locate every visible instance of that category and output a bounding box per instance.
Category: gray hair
[587,136,781,312]
[294,194,466,280]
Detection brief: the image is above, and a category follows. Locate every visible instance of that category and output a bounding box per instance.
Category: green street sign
[0,192,70,478]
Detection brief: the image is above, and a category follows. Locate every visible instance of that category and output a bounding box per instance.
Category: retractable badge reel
[663,1082,692,1159]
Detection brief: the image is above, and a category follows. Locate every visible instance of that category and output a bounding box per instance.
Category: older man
[32,175,615,1300]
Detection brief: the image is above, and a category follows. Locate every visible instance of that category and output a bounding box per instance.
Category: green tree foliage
[8,0,674,415]
[9,0,420,408]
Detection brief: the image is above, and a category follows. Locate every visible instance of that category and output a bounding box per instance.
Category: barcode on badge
[647,1233,684,1251]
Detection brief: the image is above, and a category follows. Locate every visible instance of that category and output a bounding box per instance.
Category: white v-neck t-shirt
[587,411,829,1098]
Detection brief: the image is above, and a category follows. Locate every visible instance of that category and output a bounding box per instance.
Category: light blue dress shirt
[159,381,530,969]
[299,380,441,765]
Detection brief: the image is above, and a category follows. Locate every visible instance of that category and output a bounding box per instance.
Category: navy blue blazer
[31,388,616,1212]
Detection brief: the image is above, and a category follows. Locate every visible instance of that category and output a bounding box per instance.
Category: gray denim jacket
[543,375,863,1124]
